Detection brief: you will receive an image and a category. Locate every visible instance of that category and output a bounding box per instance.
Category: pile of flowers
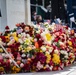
[0,22,76,74]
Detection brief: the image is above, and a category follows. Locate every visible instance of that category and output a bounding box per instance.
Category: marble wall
[0,0,31,32]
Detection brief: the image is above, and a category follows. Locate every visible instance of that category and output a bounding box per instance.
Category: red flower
[5,26,9,29]
[62,38,65,42]
[23,63,31,72]
[36,34,41,39]
[4,62,10,72]
[54,38,59,42]
[0,36,6,43]
[13,52,18,59]
[38,39,43,47]
[65,26,68,29]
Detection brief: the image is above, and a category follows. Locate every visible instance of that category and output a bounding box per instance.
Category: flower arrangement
[0,22,76,74]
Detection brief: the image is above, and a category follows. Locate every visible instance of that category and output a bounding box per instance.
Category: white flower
[18,34,21,38]
[54,49,59,54]
[22,54,26,57]
[20,63,24,68]
[22,50,25,53]
[46,51,50,54]
[59,41,64,45]
[45,64,49,68]
[27,54,30,57]
[72,56,75,58]
[18,39,23,44]
[24,38,32,45]
[75,33,76,37]
[8,59,12,63]
[52,22,55,25]
[49,66,53,70]
[41,30,53,45]
[33,25,38,28]
[2,53,6,57]
[60,50,68,56]
[32,46,36,49]
[64,55,68,59]
[36,30,41,34]
[5,54,9,58]
[26,34,30,37]
[41,46,46,52]
[34,38,37,42]
[21,33,26,37]
[37,61,43,70]
[49,49,53,53]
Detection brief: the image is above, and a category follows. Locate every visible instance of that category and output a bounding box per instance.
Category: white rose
[54,49,59,54]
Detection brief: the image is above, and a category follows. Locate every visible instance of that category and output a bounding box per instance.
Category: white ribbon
[0,43,20,68]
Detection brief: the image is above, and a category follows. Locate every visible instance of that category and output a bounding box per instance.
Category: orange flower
[35,41,39,48]
[71,29,74,34]
[17,61,21,65]
[5,36,10,42]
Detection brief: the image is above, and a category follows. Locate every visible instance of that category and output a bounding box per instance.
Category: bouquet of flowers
[0,22,76,74]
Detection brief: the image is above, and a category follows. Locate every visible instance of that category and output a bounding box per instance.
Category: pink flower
[20,63,24,68]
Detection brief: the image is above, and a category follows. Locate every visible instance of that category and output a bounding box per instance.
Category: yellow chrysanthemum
[45,33,52,41]
[52,54,60,65]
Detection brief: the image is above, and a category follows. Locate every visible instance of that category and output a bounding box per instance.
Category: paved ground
[4,64,76,75]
